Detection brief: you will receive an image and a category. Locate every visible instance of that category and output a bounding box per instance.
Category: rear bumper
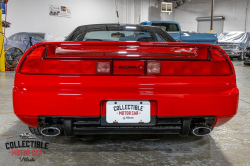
[17,115,233,131]
[221,50,243,57]
[228,54,241,58]
[13,74,239,129]
[226,52,242,57]
[244,61,250,65]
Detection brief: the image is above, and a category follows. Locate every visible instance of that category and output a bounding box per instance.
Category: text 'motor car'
[13,24,239,137]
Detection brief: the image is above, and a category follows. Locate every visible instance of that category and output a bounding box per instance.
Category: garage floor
[0,61,249,166]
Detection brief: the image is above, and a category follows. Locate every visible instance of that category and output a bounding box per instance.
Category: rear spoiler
[16,41,234,76]
[40,41,216,60]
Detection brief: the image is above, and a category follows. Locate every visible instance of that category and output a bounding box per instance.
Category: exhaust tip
[41,126,61,136]
[192,127,211,136]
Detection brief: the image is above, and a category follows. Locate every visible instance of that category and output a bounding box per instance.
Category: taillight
[20,46,45,74]
[147,62,161,74]
[146,48,233,76]
[20,46,110,75]
[19,44,233,76]
[96,62,110,73]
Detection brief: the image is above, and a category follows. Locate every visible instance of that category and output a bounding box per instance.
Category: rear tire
[29,127,42,136]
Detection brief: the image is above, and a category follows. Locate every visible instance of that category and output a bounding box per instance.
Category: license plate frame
[106,101,151,124]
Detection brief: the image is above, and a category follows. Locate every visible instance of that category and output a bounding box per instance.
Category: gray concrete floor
[0,61,250,166]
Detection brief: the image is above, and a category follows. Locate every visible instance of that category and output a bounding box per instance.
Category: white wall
[136,0,174,23]
[3,0,175,38]
[174,0,250,32]
[5,0,248,38]
[4,0,136,37]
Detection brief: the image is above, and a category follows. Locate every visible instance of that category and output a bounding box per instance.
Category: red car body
[13,41,239,136]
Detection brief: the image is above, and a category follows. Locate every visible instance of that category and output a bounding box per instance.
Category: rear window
[65,24,176,42]
[84,31,155,42]
[151,23,179,32]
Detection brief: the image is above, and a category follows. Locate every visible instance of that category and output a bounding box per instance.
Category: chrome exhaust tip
[192,126,211,136]
[41,126,61,136]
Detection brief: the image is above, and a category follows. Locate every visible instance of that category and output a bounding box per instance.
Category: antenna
[116,11,119,24]
[115,0,119,24]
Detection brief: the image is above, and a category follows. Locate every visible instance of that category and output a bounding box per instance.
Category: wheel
[29,127,42,136]
[237,53,243,61]
[4,47,24,70]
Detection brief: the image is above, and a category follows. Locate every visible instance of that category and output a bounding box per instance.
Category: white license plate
[106,101,150,123]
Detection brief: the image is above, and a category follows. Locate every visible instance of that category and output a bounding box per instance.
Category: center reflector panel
[113,60,145,75]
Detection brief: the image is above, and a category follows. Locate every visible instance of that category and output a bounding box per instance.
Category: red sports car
[13,24,239,137]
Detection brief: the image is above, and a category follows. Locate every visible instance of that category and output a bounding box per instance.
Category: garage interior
[0,0,250,165]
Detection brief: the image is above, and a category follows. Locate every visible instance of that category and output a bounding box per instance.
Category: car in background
[4,32,46,70]
[140,21,218,45]
[13,24,238,137]
[218,31,250,60]
[5,32,46,52]
[243,47,250,65]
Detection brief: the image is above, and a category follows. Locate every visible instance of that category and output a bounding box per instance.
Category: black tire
[237,54,243,61]
[29,127,42,136]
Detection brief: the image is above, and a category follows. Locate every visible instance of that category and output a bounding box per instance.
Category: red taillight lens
[19,44,233,76]
[209,48,233,75]
[146,48,233,76]
[96,62,110,73]
[210,48,226,61]
[20,46,110,75]
[20,46,45,74]
[147,62,161,74]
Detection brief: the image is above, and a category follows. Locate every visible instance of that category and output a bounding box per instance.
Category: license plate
[106,101,150,123]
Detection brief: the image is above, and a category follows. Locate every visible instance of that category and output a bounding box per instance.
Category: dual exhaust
[40,123,211,137]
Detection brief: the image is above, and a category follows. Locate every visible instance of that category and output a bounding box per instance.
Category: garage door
[197,16,225,35]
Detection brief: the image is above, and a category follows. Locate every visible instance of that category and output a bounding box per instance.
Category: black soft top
[65,24,176,42]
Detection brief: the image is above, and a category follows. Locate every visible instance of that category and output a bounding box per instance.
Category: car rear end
[13,41,239,137]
